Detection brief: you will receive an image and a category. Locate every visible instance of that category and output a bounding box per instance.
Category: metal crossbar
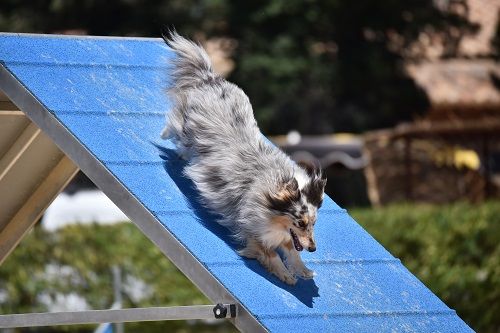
[0,304,237,328]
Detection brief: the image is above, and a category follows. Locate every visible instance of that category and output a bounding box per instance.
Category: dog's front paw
[296,266,315,279]
[278,270,298,285]
[271,266,297,285]
[287,263,315,280]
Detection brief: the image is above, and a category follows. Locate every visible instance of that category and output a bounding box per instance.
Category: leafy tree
[0,0,478,134]
[0,0,225,37]
[224,0,477,134]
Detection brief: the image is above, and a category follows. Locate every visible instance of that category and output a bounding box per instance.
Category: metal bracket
[0,304,238,328]
[212,303,237,319]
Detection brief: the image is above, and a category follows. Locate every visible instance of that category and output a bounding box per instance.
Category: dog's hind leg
[281,240,315,279]
[176,143,194,160]
[160,124,172,139]
[240,239,297,285]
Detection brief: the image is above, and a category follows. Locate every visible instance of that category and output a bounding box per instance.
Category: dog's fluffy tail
[161,30,217,91]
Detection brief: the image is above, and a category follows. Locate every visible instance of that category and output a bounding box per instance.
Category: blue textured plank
[54,114,168,163]
[5,64,171,114]
[0,34,169,66]
[211,260,450,315]
[262,313,469,333]
[0,33,473,332]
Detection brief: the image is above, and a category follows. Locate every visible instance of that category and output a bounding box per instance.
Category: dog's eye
[298,221,306,229]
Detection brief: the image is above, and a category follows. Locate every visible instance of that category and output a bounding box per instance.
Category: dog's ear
[265,177,300,213]
[297,160,321,178]
[318,172,327,188]
[301,170,326,208]
[298,160,326,187]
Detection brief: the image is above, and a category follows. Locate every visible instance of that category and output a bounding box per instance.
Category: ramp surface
[0,33,473,332]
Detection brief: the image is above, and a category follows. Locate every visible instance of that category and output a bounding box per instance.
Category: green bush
[0,223,236,333]
[351,201,500,333]
[1,202,498,332]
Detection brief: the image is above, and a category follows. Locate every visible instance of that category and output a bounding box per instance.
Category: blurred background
[0,0,499,332]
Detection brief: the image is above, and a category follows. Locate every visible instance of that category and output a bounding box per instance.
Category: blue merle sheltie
[161,32,326,285]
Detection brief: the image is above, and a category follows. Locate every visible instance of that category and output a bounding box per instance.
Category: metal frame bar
[0,52,266,332]
[0,304,236,328]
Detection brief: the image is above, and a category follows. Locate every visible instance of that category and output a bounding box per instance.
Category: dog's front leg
[281,241,315,279]
[239,239,297,285]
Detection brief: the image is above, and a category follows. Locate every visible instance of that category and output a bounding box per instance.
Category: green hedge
[351,201,500,333]
[0,223,236,333]
[1,202,498,332]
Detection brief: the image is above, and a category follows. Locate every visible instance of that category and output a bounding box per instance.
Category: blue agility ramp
[0,33,473,332]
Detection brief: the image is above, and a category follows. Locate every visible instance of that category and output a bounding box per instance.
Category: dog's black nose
[308,245,316,252]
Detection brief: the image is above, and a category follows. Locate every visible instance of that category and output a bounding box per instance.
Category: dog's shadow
[154,144,320,308]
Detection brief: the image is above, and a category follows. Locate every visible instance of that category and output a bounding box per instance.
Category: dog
[160,32,326,285]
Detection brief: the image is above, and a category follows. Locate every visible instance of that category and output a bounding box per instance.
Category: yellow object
[454,149,480,170]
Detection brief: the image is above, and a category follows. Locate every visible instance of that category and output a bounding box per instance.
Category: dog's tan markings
[271,215,292,227]
[301,214,312,226]
[276,186,294,202]
[283,240,293,251]
[239,238,296,284]
[280,242,315,280]
[264,247,278,258]
[266,178,299,213]
[269,190,292,208]
[240,239,276,259]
